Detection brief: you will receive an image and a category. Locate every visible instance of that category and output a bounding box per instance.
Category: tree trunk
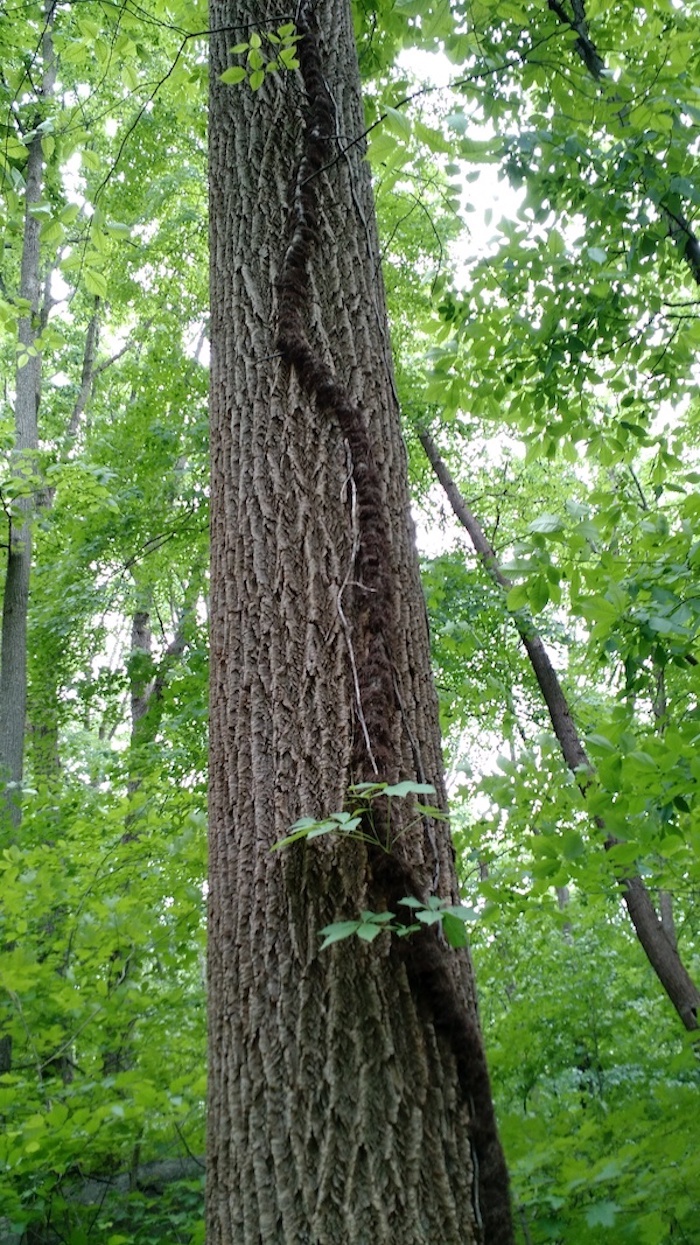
[207,2,512,1242]
[0,130,41,828]
[0,5,55,830]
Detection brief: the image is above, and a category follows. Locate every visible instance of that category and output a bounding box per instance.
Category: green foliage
[275,782,476,950]
[0,788,206,1239]
[319,896,478,950]
[376,0,700,1235]
[273,779,445,852]
[221,23,301,90]
[2,0,700,1239]
[469,900,699,1243]
[1,0,209,1237]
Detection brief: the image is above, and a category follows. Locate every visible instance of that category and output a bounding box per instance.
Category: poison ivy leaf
[383,781,436,797]
[221,66,246,84]
[443,913,469,947]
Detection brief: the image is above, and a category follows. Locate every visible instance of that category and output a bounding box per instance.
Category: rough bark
[0,4,55,830]
[659,890,677,952]
[208,2,512,1242]
[420,429,700,1032]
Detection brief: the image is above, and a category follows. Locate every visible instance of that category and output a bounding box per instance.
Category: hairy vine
[274,4,514,1241]
[275,0,396,781]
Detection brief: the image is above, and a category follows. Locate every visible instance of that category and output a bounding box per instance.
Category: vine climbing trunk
[207,1,513,1242]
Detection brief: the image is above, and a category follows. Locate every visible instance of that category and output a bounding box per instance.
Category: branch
[547,0,604,78]
[420,428,700,1031]
[68,1155,203,1205]
[66,303,100,441]
[546,0,700,289]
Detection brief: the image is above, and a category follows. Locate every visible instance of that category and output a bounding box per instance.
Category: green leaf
[561,830,585,860]
[506,583,530,611]
[383,781,436,798]
[528,513,564,534]
[415,909,443,925]
[384,105,411,140]
[528,577,550,614]
[585,1202,620,1228]
[121,63,139,90]
[289,816,318,831]
[40,218,65,246]
[279,46,300,69]
[306,821,342,839]
[318,920,361,948]
[249,69,265,91]
[443,913,469,947]
[84,269,108,298]
[444,904,478,922]
[221,66,247,85]
[60,202,81,224]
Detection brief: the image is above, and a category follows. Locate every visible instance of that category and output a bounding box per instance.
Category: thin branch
[65,303,100,440]
[546,0,700,289]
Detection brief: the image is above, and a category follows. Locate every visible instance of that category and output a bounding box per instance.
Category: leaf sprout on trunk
[272,781,478,950]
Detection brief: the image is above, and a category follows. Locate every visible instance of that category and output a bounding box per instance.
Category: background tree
[0,1,209,1238]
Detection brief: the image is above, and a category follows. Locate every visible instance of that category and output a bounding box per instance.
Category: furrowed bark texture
[208,2,512,1242]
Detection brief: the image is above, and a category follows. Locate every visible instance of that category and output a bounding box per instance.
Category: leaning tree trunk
[419,429,700,1032]
[207,1,512,1243]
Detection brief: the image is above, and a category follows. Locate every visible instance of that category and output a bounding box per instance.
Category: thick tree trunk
[208,2,512,1242]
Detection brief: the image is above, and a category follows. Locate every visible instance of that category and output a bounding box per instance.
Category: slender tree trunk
[207,2,512,1241]
[0,133,41,826]
[126,598,189,798]
[0,4,55,830]
[419,429,700,1032]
